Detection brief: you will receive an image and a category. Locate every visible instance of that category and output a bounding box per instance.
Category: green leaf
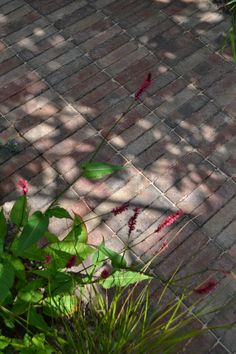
[10,195,28,227]
[97,243,127,269]
[0,209,7,256]
[81,161,124,180]
[0,335,11,350]
[47,241,95,260]
[43,295,77,317]
[0,260,15,304]
[100,270,152,289]
[65,213,88,243]
[15,211,49,256]
[4,255,26,281]
[45,206,72,220]
[18,279,44,303]
[46,271,75,296]
[28,308,50,331]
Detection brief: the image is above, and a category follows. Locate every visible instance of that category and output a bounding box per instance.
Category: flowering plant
[0,73,233,352]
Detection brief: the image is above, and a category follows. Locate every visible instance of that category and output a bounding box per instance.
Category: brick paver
[1,0,236,352]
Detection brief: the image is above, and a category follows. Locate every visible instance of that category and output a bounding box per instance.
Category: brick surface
[1,1,236,352]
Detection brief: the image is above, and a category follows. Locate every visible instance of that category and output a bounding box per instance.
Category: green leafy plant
[222,0,236,60]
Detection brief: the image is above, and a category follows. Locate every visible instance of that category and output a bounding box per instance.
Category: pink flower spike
[44,255,52,265]
[66,255,77,268]
[194,278,218,295]
[155,210,184,233]
[112,202,129,216]
[135,72,152,100]
[17,178,28,195]
[128,207,141,236]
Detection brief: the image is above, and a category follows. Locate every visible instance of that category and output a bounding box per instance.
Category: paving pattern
[0,0,236,352]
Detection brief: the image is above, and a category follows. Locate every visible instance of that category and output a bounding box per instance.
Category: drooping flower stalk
[194,278,217,294]
[112,202,129,216]
[128,207,141,237]
[135,72,152,100]
[155,210,184,233]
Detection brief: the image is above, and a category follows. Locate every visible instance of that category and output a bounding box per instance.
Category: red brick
[144,77,186,110]
[0,55,23,76]
[0,80,48,114]
[0,71,40,103]
[154,151,204,192]
[54,63,99,94]
[166,161,215,204]
[0,11,40,37]
[14,98,62,134]
[0,147,38,182]
[194,179,236,226]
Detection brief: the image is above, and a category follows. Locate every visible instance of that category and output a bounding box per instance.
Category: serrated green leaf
[65,213,87,243]
[0,209,7,256]
[81,161,124,180]
[10,195,28,227]
[45,206,72,220]
[100,270,152,289]
[97,243,127,269]
[15,211,49,256]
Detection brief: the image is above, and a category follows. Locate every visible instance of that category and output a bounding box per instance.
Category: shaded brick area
[0,0,236,352]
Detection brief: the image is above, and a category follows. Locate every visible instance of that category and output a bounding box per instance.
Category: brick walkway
[0,0,236,352]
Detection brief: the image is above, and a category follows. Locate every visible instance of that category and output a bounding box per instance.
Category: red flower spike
[101,269,110,279]
[155,210,184,233]
[128,207,141,236]
[194,278,218,295]
[112,202,129,216]
[44,255,52,265]
[135,72,152,100]
[66,255,77,268]
[17,178,29,195]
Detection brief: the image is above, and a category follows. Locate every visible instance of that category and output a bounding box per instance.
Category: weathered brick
[79,23,121,51]
[0,10,40,38]
[64,71,109,103]
[154,151,204,193]
[5,89,56,123]
[206,70,236,108]
[110,111,158,151]
[216,220,236,249]
[194,179,236,226]
[105,46,149,76]
[76,80,122,119]
[202,196,236,239]
[47,0,87,22]
[0,80,48,114]
[14,97,63,133]
[36,47,82,77]
[115,52,158,87]
[97,40,138,68]
[5,18,49,44]
[17,27,61,61]
[28,40,74,69]
[54,63,99,94]
[0,0,24,16]
[144,77,186,110]
[0,146,38,182]
[166,161,215,204]
[0,53,23,76]
[54,4,95,30]
[123,119,171,160]
[63,12,104,37]
[0,71,40,103]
